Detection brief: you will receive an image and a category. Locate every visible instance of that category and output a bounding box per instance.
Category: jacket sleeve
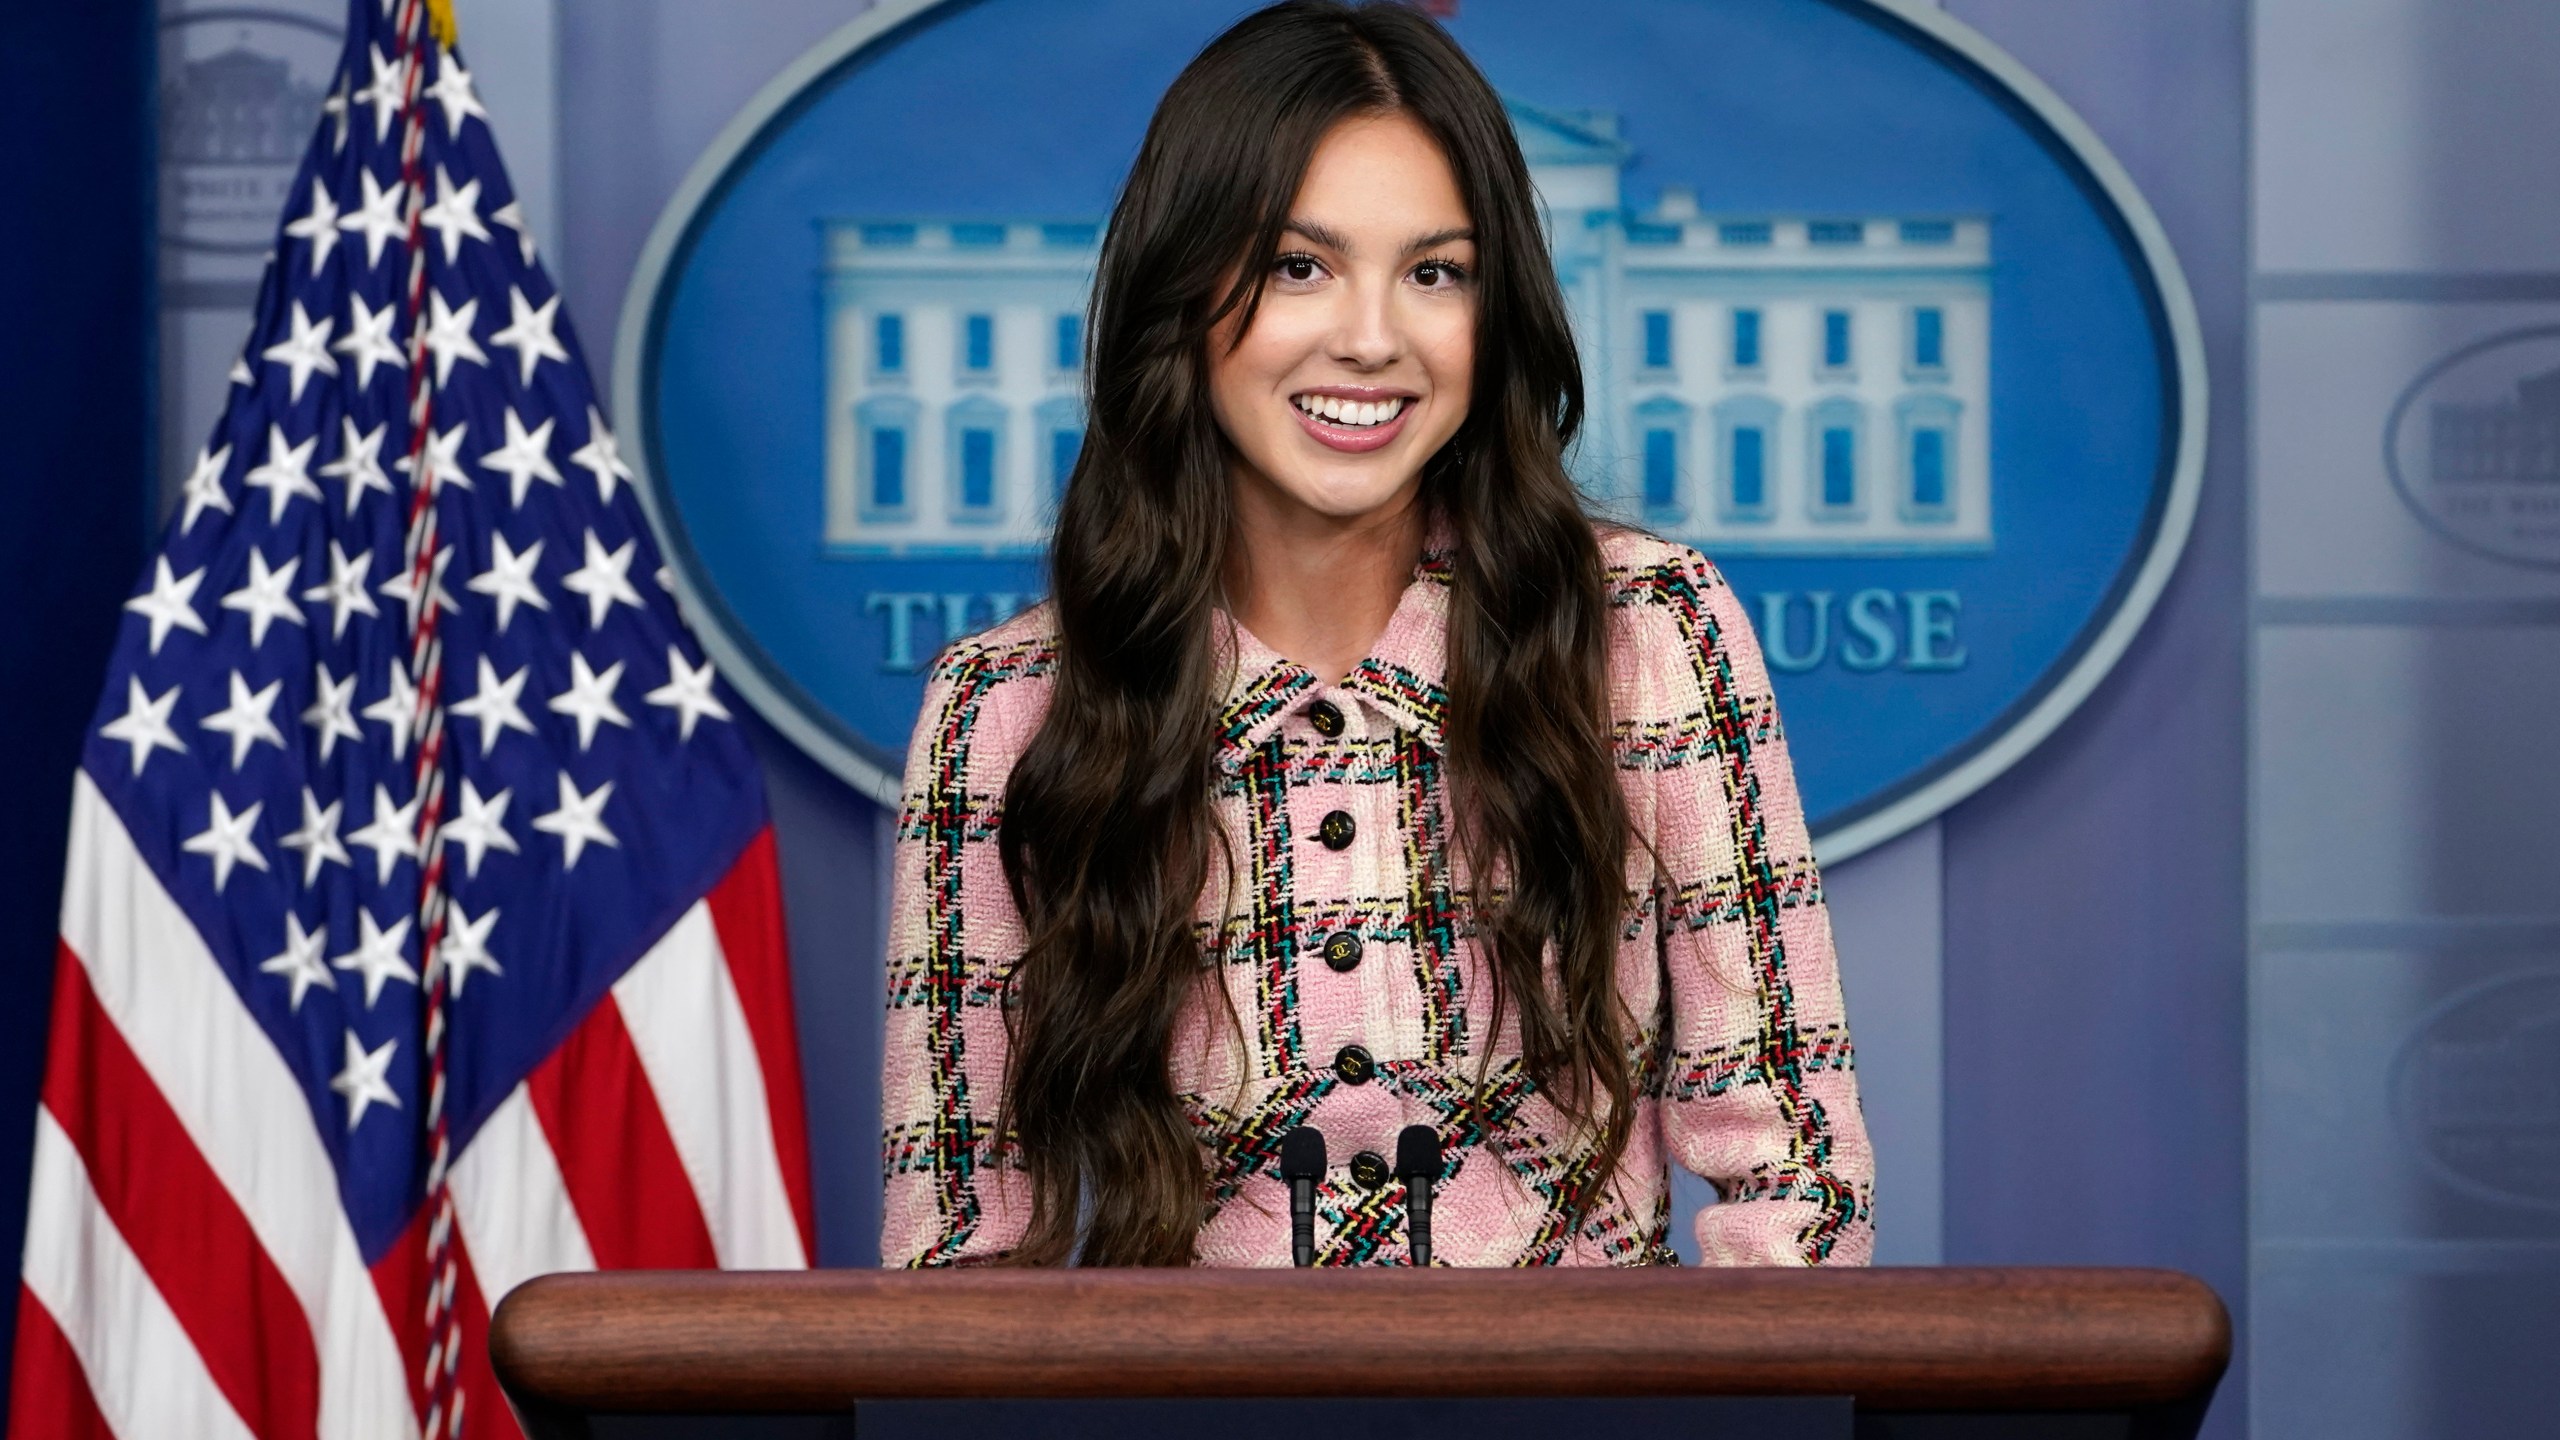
[879,641,1038,1267]
[1645,549,1875,1266]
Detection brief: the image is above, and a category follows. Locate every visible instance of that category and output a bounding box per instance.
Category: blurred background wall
[6,2,2558,1436]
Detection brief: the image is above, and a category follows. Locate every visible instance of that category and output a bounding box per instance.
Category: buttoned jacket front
[881,524,1874,1267]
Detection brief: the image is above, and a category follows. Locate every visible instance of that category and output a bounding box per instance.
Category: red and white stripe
[6,775,812,1439]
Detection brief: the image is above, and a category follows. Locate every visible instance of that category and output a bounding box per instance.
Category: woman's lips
[1291,397,1412,454]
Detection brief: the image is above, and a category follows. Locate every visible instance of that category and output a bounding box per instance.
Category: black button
[1309,700,1345,738]
[1320,930,1364,973]
[1333,1044,1375,1085]
[1350,1150,1391,1189]
[1317,809,1356,850]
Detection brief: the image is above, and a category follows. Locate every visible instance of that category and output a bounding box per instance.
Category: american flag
[7,2,813,1437]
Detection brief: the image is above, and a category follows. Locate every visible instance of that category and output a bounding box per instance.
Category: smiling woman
[880,0,1874,1269]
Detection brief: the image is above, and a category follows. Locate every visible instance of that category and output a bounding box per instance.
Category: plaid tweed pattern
[880,524,1875,1267]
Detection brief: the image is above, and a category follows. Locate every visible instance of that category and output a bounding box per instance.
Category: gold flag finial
[425,0,458,48]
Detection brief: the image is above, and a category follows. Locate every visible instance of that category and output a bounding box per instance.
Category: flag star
[198,670,286,770]
[332,907,418,1006]
[278,787,352,887]
[532,773,619,870]
[441,778,520,879]
[570,407,634,504]
[302,663,362,762]
[394,419,472,496]
[302,540,380,639]
[260,302,339,403]
[259,913,334,1012]
[219,549,304,647]
[244,423,324,522]
[491,199,537,266]
[282,177,341,275]
[547,652,632,751]
[123,556,209,654]
[229,353,255,387]
[419,165,492,265]
[98,676,187,775]
[424,51,488,137]
[181,791,268,893]
[322,69,352,153]
[318,417,395,516]
[363,663,419,759]
[436,903,504,998]
[331,1030,402,1130]
[332,294,406,392]
[337,168,406,270]
[646,646,732,741]
[467,533,548,634]
[489,287,568,387]
[479,408,564,508]
[346,782,423,887]
[353,44,408,142]
[378,544,459,628]
[450,656,537,756]
[179,442,233,535]
[561,530,644,630]
[422,289,486,386]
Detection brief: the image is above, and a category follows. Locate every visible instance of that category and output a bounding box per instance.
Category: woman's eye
[1414,261,1468,289]
[1275,255,1323,283]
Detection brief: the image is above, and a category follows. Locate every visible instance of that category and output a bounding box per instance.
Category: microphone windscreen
[1395,1124,1440,1179]
[1280,1125,1327,1181]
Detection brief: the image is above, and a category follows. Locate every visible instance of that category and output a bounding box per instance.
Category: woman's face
[1209,109,1477,528]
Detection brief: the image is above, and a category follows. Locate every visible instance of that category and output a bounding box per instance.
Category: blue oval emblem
[619,0,2204,860]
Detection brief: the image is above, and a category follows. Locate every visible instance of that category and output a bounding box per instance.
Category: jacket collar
[1212,513,1454,771]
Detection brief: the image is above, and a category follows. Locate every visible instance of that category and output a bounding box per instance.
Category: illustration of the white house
[822,98,1991,556]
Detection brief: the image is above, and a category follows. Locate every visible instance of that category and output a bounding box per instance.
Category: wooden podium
[489,1267,2228,1439]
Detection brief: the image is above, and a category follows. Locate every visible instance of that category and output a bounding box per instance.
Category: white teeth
[1295,395,1405,427]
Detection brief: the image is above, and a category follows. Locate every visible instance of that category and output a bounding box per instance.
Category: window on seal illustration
[1055,312,1083,373]
[856,394,919,522]
[1896,392,1962,522]
[1808,396,1864,515]
[1632,396,1691,523]
[946,395,1008,524]
[1820,309,1854,374]
[872,312,905,377]
[1640,309,1674,374]
[1713,394,1781,522]
[1907,305,1947,378]
[959,312,996,378]
[1729,307,1763,373]
[1036,396,1085,517]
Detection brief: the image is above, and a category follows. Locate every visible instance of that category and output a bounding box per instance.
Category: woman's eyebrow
[1282,219,1478,255]
[1281,218,1355,252]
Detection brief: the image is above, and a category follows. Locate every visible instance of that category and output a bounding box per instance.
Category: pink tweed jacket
[880,524,1874,1267]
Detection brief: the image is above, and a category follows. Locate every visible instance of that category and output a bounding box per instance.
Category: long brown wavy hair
[995,0,1632,1265]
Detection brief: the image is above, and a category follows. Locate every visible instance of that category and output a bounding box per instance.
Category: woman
[881,0,1873,1268]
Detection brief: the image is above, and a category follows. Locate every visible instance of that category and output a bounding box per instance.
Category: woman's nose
[1327,276,1402,369]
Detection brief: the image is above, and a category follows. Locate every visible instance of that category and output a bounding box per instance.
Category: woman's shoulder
[1591,521,1737,626]
[909,601,1061,764]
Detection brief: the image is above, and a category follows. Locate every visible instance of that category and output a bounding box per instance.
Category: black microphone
[1280,1125,1327,1268]
[1395,1124,1441,1267]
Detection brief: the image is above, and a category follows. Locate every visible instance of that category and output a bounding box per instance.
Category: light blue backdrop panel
[643,0,2174,839]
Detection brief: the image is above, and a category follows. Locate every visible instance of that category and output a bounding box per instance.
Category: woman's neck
[1222,477,1426,688]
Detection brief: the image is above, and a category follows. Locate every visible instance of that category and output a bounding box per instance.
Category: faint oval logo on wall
[2386,326,2560,570]
[621,0,2204,860]
[159,8,344,257]
[2391,969,2560,1211]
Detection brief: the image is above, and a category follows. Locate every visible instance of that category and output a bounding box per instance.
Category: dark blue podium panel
[587,1398,1852,1440]
[863,1398,1852,1439]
